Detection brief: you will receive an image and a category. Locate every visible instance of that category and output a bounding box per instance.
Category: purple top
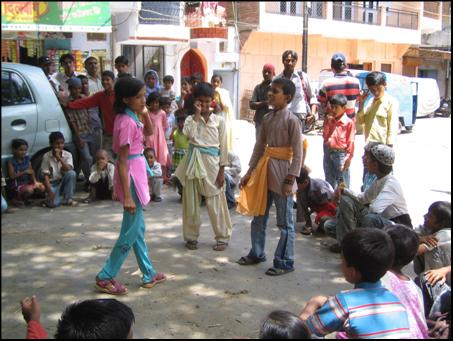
[381,271,429,339]
[112,113,150,207]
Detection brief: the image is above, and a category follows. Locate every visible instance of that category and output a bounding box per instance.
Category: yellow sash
[236,146,293,216]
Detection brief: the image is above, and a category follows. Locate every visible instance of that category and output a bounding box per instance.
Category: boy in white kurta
[174,82,232,251]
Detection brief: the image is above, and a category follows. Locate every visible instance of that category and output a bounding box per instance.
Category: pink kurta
[112,114,150,207]
[145,110,169,166]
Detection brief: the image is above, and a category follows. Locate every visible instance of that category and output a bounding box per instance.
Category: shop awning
[1,2,111,33]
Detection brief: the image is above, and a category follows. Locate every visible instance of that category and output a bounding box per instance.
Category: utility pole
[302,2,308,73]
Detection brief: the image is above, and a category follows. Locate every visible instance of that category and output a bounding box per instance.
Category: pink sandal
[141,272,167,289]
[95,277,128,295]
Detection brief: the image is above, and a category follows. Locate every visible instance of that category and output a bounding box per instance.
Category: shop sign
[1,2,111,33]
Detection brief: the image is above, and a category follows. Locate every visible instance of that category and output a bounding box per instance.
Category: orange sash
[236,146,293,216]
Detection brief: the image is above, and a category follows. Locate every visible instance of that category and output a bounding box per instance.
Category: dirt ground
[1,183,348,339]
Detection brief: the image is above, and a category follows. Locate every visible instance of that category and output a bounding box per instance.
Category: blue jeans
[248,191,295,270]
[1,194,7,212]
[98,180,156,284]
[50,170,76,206]
[79,133,95,181]
[324,148,350,189]
[224,173,236,209]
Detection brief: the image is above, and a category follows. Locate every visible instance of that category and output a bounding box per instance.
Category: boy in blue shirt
[300,228,411,339]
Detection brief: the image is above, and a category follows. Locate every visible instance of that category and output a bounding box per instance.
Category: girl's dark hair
[329,94,347,107]
[259,310,310,339]
[113,77,144,114]
[193,82,214,99]
[181,76,191,84]
[101,70,115,81]
[365,71,387,86]
[429,201,451,227]
[296,166,310,184]
[55,299,134,339]
[342,228,394,283]
[49,131,65,145]
[163,75,174,83]
[12,138,28,150]
[271,78,296,103]
[174,108,187,119]
[383,224,419,268]
[190,73,203,84]
[211,74,223,83]
[367,150,393,175]
[159,96,172,107]
[146,92,161,106]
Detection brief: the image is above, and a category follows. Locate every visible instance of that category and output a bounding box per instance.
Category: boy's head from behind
[270,78,295,109]
[259,310,310,339]
[341,228,394,283]
[383,224,419,270]
[55,298,134,339]
[328,94,347,118]
[296,166,310,191]
[425,201,451,231]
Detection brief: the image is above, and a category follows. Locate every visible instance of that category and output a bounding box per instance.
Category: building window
[280,1,302,16]
[122,45,137,77]
[381,63,392,73]
[87,33,107,41]
[143,46,164,81]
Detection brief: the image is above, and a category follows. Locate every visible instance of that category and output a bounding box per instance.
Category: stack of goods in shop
[72,50,90,73]
[45,49,89,73]
[2,40,19,63]
[21,40,43,58]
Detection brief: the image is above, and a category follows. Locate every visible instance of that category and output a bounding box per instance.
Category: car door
[1,69,38,165]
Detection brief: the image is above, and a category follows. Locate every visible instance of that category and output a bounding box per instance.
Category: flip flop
[213,241,228,251]
[265,267,295,276]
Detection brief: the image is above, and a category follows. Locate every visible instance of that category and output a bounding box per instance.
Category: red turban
[262,63,275,75]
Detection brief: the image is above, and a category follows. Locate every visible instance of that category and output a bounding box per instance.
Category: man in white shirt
[84,56,103,95]
[324,144,412,252]
[54,53,79,99]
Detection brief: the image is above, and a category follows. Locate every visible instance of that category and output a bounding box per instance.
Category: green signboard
[1,2,111,32]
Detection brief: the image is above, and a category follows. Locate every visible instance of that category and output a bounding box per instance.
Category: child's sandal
[141,272,167,289]
[95,278,128,295]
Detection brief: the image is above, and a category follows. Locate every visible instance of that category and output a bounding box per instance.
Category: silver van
[1,63,78,176]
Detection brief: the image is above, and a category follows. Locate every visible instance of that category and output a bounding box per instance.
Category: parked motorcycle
[435,97,451,117]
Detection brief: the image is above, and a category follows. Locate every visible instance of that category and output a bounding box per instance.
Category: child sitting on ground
[144,147,163,202]
[7,139,45,206]
[20,295,134,339]
[259,310,310,339]
[40,131,78,208]
[84,149,115,203]
[414,201,451,320]
[300,228,411,339]
[295,165,336,235]
[381,224,429,338]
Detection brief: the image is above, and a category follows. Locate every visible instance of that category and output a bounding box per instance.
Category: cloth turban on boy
[263,63,275,76]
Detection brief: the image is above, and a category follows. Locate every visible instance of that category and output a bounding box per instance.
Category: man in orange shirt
[322,94,355,189]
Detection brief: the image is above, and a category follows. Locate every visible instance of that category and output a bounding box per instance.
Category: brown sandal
[213,241,228,251]
[185,240,198,250]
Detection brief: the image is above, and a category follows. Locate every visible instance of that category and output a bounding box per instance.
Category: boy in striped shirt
[300,228,411,339]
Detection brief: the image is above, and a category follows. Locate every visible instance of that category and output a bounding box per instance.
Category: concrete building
[109,2,240,116]
[224,2,447,119]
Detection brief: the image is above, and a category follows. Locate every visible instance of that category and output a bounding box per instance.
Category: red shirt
[68,91,116,136]
[323,113,355,162]
[26,320,48,339]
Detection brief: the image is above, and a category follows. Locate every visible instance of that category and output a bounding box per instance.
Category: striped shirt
[305,281,411,339]
[318,72,361,118]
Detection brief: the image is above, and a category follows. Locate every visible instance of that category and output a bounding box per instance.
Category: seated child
[6,139,45,206]
[414,201,451,319]
[84,149,115,203]
[40,131,78,208]
[300,228,411,339]
[259,310,310,339]
[295,166,336,235]
[381,224,429,338]
[144,147,163,202]
[20,295,134,339]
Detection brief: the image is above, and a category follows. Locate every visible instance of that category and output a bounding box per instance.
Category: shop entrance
[180,49,207,81]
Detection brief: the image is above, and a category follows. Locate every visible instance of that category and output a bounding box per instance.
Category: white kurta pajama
[174,114,232,243]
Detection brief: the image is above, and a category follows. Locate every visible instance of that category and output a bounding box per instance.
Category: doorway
[180,49,207,82]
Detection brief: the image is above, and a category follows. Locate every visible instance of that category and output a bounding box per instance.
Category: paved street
[1,117,450,339]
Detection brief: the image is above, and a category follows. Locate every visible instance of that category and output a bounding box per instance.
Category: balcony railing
[332,3,380,25]
[386,8,418,30]
[265,2,326,18]
[139,2,182,25]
